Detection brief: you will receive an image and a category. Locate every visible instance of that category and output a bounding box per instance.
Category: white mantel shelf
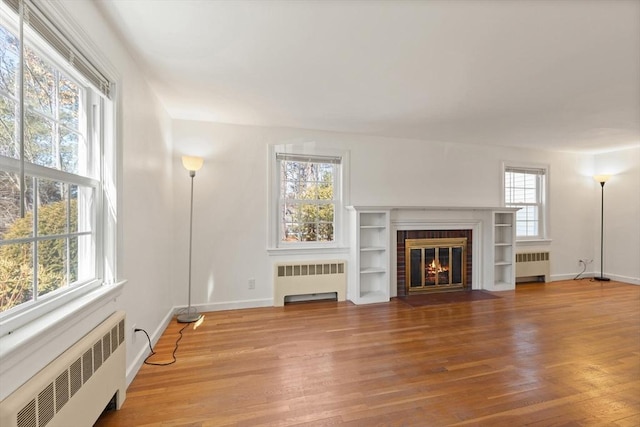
[348,206,518,304]
[349,206,519,211]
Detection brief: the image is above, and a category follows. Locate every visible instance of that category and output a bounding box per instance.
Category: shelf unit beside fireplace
[349,208,390,304]
[493,211,516,288]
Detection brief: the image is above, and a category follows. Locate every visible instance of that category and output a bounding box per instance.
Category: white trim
[502,161,550,240]
[268,143,350,250]
[177,299,273,313]
[267,246,349,257]
[549,273,640,285]
[516,238,552,246]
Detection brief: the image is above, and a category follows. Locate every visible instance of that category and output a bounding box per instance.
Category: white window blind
[2,0,112,98]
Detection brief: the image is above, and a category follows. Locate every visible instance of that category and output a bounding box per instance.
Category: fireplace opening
[397,229,472,296]
[405,237,467,293]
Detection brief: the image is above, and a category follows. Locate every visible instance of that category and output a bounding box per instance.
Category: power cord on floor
[573,259,592,280]
[136,322,190,366]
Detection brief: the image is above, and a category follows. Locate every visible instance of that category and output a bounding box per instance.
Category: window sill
[0,280,126,363]
[516,238,552,246]
[267,246,350,257]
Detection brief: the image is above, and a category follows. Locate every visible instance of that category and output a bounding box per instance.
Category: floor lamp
[177,156,204,323]
[593,175,611,282]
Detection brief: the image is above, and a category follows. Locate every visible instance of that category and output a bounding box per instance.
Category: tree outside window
[0,18,97,314]
[278,155,340,244]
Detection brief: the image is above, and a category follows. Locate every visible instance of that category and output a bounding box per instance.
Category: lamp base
[176,309,203,323]
[594,276,611,282]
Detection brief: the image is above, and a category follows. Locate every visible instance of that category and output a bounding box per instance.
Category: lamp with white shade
[177,156,204,323]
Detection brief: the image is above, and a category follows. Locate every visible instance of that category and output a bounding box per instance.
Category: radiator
[516,252,550,282]
[274,260,347,306]
[0,311,127,427]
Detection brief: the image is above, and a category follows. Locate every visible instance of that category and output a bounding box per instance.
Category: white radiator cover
[274,261,347,306]
[0,311,126,427]
[516,252,550,282]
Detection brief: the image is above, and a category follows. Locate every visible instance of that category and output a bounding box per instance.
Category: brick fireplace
[397,229,473,297]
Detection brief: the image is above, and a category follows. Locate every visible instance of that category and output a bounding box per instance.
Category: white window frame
[0,0,119,336]
[268,144,349,251]
[502,162,549,242]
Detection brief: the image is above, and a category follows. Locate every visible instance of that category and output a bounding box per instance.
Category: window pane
[36,179,67,237]
[37,238,71,297]
[282,223,300,242]
[0,174,34,240]
[24,45,55,116]
[0,25,20,97]
[524,188,536,203]
[317,222,333,242]
[279,157,337,244]
[0,242,34,312]
[59,75,80,129]
[0,94,18,158]
[69,184,79,233]
[25,111,54,168]
[60,128,80,173]
[0,170,21,238]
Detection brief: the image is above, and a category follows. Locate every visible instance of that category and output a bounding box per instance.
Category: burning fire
[426,259,448,276]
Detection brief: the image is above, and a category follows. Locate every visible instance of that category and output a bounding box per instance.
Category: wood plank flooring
[95,280,640,426]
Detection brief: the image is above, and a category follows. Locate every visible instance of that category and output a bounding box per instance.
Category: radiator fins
[12,319,125,427]
[516,252,549,262]
[16,400,35,427]
[277,262,345,277]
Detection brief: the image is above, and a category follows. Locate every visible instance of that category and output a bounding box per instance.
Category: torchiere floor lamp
[593,174,611,282]
[177,156,205,323]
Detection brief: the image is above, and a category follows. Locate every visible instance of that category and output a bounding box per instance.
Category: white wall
[173,120,637,312]
[0,1,176,399]
[60,0,177,386]
[595,147,640,283]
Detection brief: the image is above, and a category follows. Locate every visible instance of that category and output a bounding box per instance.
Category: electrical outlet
[132,324,137,342]
[248,278,255,290]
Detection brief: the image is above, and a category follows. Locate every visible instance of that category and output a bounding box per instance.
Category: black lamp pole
[595,178,610,282]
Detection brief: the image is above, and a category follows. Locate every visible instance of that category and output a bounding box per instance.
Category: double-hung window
[275,152,343,247]
[0,0,114,323]
[504,165,547,240]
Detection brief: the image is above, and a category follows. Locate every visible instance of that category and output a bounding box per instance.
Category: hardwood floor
[96,281,640,426]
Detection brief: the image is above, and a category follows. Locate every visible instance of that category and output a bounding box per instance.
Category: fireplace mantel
[348,206,518,304]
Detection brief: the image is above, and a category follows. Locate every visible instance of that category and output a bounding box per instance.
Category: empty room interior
[0,0,639,426]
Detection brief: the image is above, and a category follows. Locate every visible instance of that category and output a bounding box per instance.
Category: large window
[504,165,547,240]
[0,0,114,323]
[275,153,342,247]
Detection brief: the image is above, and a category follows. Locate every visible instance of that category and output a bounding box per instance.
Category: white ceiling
[95,0,640,153]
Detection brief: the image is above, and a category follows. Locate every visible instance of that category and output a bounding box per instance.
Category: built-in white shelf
[348,206,518,299]
[492,211,516,289]
[348,208,390,304]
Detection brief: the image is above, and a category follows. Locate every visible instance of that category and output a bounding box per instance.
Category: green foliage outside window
[0,199,78,312]
[281,159,336,243]
[0,200,78,312]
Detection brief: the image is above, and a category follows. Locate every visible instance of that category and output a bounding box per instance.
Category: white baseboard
[126,308,174,387]
[178,298,274,314]
[550,272,640,285]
